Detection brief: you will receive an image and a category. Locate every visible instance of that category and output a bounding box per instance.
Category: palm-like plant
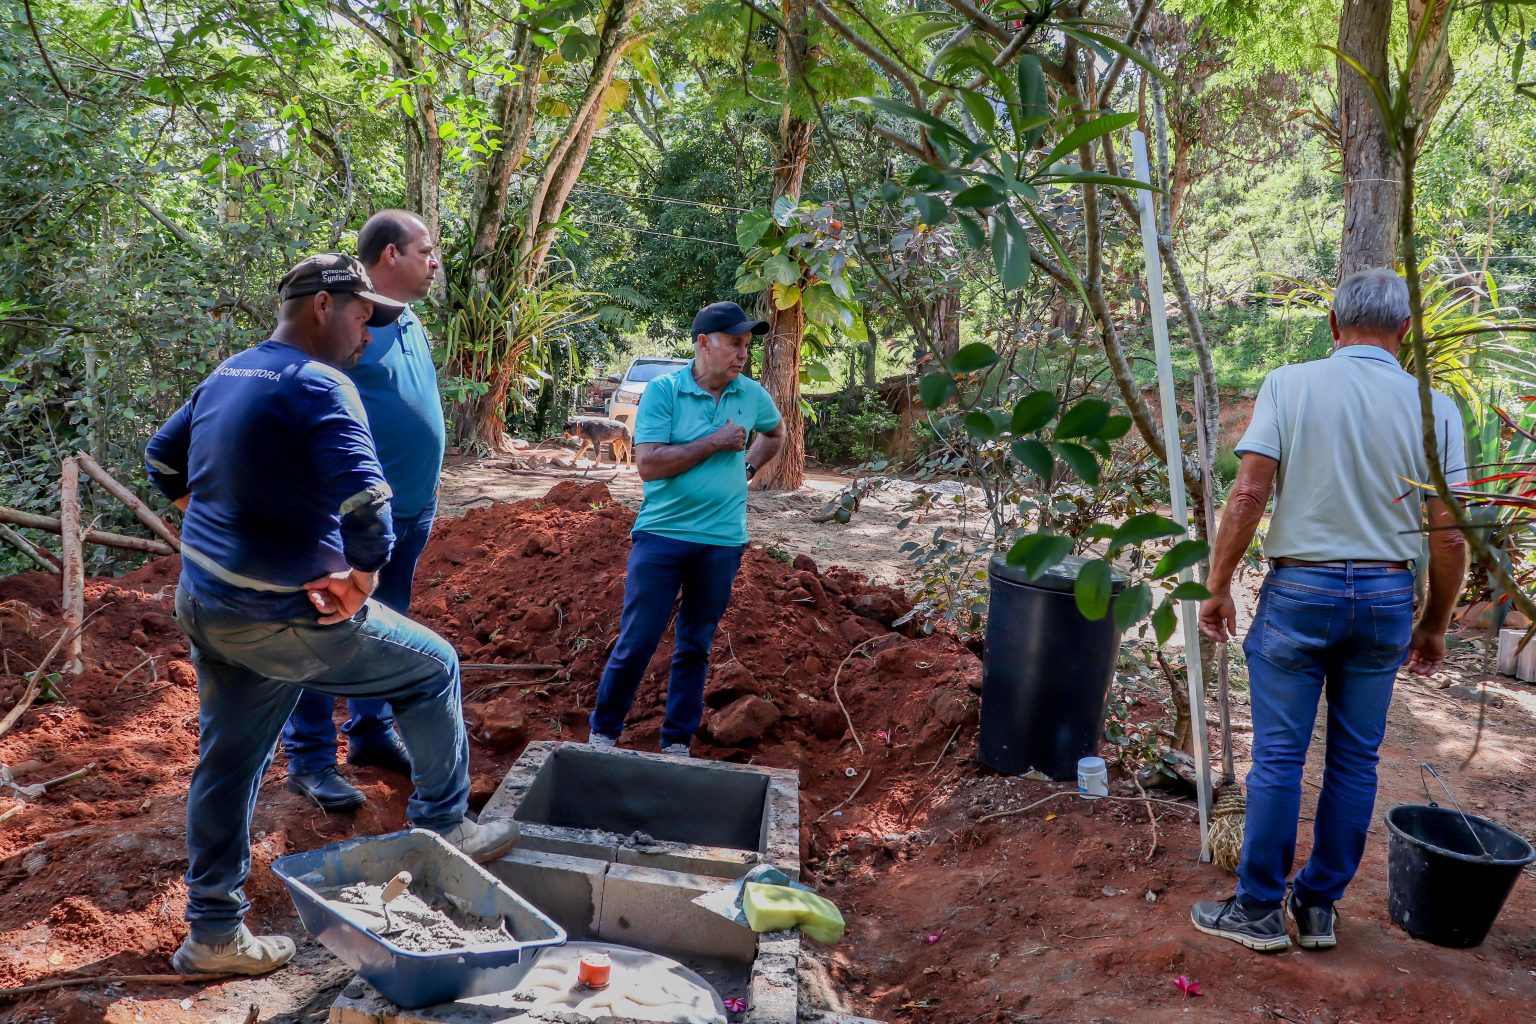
[440,235,598,455]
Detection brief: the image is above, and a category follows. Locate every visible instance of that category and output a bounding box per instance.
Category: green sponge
[742,882,846,944]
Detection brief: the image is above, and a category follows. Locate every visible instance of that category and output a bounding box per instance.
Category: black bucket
[1385,804,1536,948]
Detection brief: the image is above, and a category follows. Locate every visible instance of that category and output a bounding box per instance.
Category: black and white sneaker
[1287,889,1338,950]
[1191,895,1291,953]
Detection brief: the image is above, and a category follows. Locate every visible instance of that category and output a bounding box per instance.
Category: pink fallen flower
[723,997,748,1013]
[923,928,948,944]
[1173,975,1203,998]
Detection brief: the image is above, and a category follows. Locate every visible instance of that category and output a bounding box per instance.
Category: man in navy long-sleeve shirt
[280,210,446,810]
[147,254,518,978]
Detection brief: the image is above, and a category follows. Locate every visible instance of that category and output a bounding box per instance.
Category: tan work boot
[171,925,295,976]
[440,816,521,863]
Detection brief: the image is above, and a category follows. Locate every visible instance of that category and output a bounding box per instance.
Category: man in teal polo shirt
[589,302,785,755]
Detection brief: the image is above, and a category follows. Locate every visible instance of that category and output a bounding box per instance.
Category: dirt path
[439,453,982,588]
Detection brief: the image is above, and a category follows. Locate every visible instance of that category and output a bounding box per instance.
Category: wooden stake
[59,458,84,676]
[0,524,59,573]
[0,506,174,555]
[1132,131,1213,861]
[76,453,182,552]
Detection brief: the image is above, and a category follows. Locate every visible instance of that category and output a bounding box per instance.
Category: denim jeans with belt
[1237,563,1415,908]
[175,586,468,943]
[281,500,437,772]
[590,531,745,747]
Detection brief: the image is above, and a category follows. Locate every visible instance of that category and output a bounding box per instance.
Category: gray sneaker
[662,743,690,757]
[171,926,295,976]
[440,816,521,863]
[1191,895,1290,952]
[587,732,618,749]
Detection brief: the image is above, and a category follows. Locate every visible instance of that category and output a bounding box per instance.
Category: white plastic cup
[1078,756,1109,800]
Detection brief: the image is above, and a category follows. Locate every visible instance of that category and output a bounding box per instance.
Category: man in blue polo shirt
[281,210,446,812]
[588,302,785,755]
[146,254,517,977]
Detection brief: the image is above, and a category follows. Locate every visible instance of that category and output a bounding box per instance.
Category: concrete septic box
[327,744,874,1024]
[481,742,800,881]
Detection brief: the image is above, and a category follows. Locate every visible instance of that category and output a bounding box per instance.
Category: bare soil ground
[438,451,979,588]
[0,460,1532,1024]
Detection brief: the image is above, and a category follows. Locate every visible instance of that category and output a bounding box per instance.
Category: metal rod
[1192,376,1235,785]
[1132,130,1213,860]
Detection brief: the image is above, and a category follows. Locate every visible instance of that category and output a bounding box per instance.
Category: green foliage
[735,199,864,353]
[805,387,899,466]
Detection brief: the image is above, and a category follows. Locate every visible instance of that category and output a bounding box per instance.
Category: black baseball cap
[691,301,768,339]
[278,253,407,327]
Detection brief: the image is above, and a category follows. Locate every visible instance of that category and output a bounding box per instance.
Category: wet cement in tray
[320,880,512,953]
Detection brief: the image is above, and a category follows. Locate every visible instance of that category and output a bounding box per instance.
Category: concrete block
[746,929,799,1024]
[476,742,551,822]
[614,835,759,878]
[599,862,757,964]
[1497,627,1521,676]
[513,822,620,863]
[763,774,800,878]
[484,847,603,941]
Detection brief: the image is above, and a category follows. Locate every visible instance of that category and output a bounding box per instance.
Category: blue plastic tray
[272,828,566,1009]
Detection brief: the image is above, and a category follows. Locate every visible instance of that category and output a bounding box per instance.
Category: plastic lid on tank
[988,552,1128,594]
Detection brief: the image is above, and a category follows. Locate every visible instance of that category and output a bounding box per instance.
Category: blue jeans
[175,586,469,943]
[590,532,745,747]
[282,501,436,773]
[1237,564,1415,908]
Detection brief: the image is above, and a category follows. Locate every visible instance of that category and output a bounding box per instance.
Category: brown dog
[563,416,634,468]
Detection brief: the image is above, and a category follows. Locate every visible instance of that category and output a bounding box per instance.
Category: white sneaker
[661,743,691,758]
[439,816,521,863]
[171,925,295,976]
[587,732,618,749]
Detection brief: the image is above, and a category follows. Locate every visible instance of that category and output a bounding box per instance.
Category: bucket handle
[1419,762,1494,861]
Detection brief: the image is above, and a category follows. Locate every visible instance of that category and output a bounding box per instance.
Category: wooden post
[0,506,174,555]
[59,458,85,675]
[0,524,60,573]
[1132,130,1213,861]
[76,453,182,552]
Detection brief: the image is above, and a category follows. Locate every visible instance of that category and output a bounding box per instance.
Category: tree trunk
[1336,0,1396,280]
[756,115,814,491]
[518,0,642,275]
[473,28,543,262]
[756,0,814,492]
[929,288,961,362]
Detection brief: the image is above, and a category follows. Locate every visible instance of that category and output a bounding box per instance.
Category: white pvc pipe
[1130,130,1213,861]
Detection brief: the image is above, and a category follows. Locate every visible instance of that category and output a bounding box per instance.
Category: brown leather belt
[1272,557,1409,570]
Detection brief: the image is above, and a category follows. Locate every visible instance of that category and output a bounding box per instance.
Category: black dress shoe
[1191,895,1290,952]
[347,730,413,776]
[286,767,367,811]
[1287,888,1338,950]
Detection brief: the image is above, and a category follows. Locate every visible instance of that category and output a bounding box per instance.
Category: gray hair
[1333,269,1410,333]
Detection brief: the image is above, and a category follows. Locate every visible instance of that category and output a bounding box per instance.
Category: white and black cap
[278,253,407,327]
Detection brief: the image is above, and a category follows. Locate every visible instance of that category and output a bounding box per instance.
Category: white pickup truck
[604,357,689,431]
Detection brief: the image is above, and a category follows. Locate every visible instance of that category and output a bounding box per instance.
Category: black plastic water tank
[979,553,1127,780]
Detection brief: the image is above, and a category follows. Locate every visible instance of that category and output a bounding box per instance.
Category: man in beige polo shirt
[1190,269,1469,953]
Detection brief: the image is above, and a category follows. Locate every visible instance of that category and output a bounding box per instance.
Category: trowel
[378,870,413,937]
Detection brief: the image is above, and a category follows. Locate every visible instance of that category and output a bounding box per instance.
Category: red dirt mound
[0,483,976,1020]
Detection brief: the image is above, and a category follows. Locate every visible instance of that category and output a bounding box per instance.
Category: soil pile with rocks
[0,482,978,1021]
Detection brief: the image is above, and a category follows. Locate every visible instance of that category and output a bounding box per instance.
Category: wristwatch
[746,462,758,480]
